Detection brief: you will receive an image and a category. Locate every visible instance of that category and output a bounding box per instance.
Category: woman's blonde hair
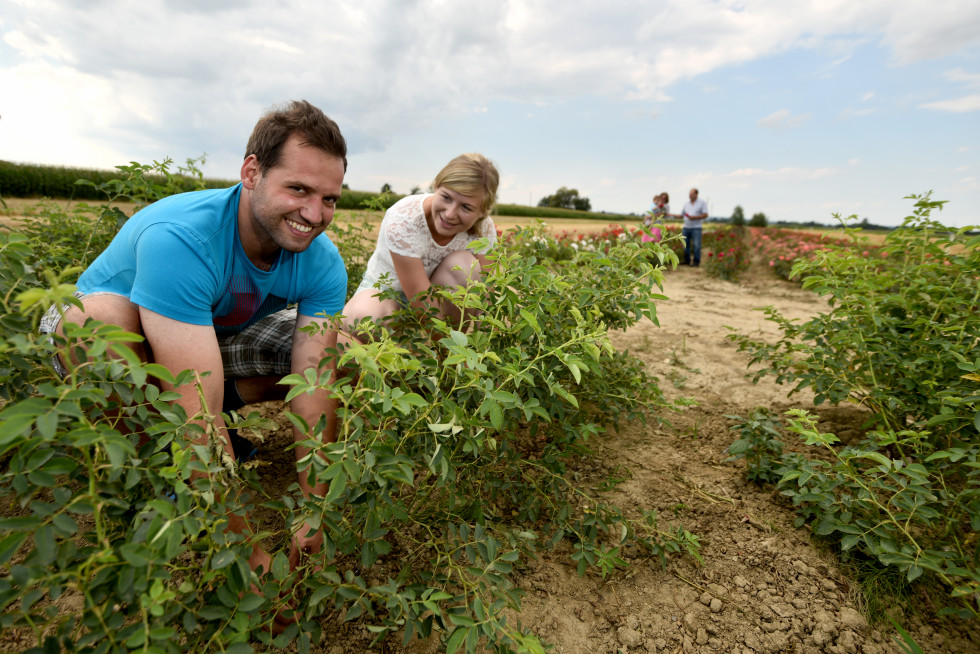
[432,153,499,234]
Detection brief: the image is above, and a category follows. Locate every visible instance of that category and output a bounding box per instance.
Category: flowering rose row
[751,227,887,281]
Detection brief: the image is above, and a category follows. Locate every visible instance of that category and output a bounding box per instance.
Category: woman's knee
[432,251,481,287]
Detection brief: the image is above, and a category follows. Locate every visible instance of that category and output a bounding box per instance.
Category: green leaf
[236,593,264,613]
[33,524,56,564]
[51,513,78,537]
[271,551,290,581]
[212,548,236,570]
[104,440,128,469]
[35,412,59,440]
[489,401,503,430]
[345,601,363,621]
[0,532,29,565]
[857,452,893,470]
[398,392,428,409]
[445,627,469,654]
[813,518,837,536]
[519,308,541,333]
[0,517,43,530]
[448,613,476,627]
[324,468,348,505]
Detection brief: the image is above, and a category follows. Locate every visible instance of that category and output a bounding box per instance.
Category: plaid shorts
[39,293,298,380]
[217,308,296,379]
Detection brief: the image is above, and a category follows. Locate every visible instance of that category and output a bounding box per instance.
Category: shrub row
[1,161,637,221]
[0,161,697,652]
[494,202,632,222]
[0,159,236,202]
[728,195,980,622]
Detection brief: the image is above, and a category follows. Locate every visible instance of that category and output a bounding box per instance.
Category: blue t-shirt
[76,185,347,336]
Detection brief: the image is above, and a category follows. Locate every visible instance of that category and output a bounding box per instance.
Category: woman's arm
[391,251,433,310]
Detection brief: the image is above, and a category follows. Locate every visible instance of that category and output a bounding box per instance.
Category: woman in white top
[343,153,499,339]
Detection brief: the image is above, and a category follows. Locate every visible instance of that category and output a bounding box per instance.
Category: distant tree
[409,185,421,195]
[731,205,745,226]
[381,183,393,194]
[749,212,768,228]
[537,186,591,211]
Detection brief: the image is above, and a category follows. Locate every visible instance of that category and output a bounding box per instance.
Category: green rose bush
[0,167,698,653]
[728,194,980,620]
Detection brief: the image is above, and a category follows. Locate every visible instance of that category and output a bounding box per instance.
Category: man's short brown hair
[246,100,347,172]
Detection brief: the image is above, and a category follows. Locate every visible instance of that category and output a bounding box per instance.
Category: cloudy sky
[2,0,979,227]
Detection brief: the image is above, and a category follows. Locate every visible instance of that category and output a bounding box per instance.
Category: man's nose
[301,197,323,223]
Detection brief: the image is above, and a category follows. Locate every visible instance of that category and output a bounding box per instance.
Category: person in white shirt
[342,153,499,340]
[680,188,709,266]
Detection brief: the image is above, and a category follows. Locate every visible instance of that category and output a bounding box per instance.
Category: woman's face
[429,186,485,237]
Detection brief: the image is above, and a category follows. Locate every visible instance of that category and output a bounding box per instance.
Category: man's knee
[59,294,143,337]
[49,294,147,369]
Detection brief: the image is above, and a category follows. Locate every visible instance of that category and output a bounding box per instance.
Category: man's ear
[241,154,260,190]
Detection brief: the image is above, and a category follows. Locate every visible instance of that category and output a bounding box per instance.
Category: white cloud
[943,68,980,88]
[3,0,977,149]
[860,91,875,102]
[757,109,812,128]
[880,3,980,62]
[726,166,840,181]
[921,95,980,113]
[920,68,980,112]
[837,106,877,120]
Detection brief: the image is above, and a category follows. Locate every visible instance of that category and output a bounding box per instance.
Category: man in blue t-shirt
[40,99,347,587]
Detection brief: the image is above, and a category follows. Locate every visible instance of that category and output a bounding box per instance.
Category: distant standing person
[642,192,669,243]
[681,188,708,266]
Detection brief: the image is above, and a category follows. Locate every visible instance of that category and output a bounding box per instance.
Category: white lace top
[359,194,498,293]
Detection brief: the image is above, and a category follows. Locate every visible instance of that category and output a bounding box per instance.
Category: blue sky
[1,0,978,227]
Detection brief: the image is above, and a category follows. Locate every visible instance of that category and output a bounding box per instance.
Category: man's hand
[288,516,324,570]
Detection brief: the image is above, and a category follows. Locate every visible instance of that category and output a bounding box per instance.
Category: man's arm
[287,313,338,563]
[140,307,280,577]
[690,200,708,221]
[288,313,337,499]
[139,307,228,451]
